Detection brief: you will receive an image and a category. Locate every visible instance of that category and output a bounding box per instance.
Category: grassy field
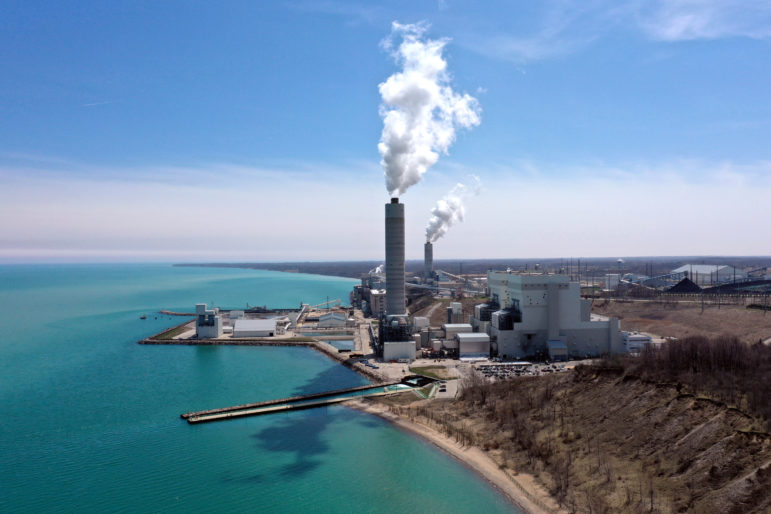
[592,299,771,343]
[150,323,192,340]
[409,365,453,380]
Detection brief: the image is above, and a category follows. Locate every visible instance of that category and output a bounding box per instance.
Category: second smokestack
[424,241,433,280]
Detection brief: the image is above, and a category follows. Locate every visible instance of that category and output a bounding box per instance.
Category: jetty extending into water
[181,382,400,420]
[183,383,408,424]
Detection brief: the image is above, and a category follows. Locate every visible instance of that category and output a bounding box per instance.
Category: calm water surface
[0,264,517,512]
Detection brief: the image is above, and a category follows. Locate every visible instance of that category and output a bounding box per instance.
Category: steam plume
[425,175,481,243]
[378,22,481,197]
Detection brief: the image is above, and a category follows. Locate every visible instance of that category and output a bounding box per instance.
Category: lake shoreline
[347,399,563,514]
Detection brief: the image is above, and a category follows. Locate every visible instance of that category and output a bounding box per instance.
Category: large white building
[483,272,623,360]
[233,319,277,337]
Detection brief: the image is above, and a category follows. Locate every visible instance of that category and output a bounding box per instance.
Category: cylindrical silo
[424,241,433,279]
[385,198,406,315]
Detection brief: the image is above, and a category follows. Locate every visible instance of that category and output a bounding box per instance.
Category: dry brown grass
[592,299,771,343]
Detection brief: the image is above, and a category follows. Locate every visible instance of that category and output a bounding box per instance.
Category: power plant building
[484,272,623,360]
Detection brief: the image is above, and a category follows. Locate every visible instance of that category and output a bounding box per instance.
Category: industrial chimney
[385,198,406,315]
[424,241,433,280]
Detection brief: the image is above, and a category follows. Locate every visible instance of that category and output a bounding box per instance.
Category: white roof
[672,264,733,274]
[233,319,276,331]
[443,323,472,329]
[320,312,346,320]
[456,333,490,342]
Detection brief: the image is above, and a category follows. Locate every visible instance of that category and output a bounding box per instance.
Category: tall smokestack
[424,241,433,279]
[385,198,406,315]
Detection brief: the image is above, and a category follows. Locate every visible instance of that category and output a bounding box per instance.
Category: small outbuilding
[547,340,568,361]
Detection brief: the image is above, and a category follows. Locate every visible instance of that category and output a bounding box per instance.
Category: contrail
[378,22,481,197]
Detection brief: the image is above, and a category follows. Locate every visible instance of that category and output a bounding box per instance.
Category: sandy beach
[348,400,565,514]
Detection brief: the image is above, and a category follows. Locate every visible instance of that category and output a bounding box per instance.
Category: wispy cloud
[288,0,389,26]
[637,0,771,41]
[458,0,771,63]
[80,100,118,108]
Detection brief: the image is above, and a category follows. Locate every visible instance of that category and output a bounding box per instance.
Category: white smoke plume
[378,22,481,197]
[425,175,482,243]
[369,264,384,275]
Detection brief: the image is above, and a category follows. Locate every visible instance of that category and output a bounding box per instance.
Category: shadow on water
[246,408,335,482]
[234,364,377,483]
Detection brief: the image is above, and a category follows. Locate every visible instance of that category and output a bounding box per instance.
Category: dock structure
[183,383,405,424]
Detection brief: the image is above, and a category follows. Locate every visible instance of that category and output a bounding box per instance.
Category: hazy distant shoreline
[176,256,771,280]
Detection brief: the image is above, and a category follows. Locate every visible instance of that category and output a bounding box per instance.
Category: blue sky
[1,0,769,262]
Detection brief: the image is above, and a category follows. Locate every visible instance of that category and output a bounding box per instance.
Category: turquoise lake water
[0,264,517,512]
